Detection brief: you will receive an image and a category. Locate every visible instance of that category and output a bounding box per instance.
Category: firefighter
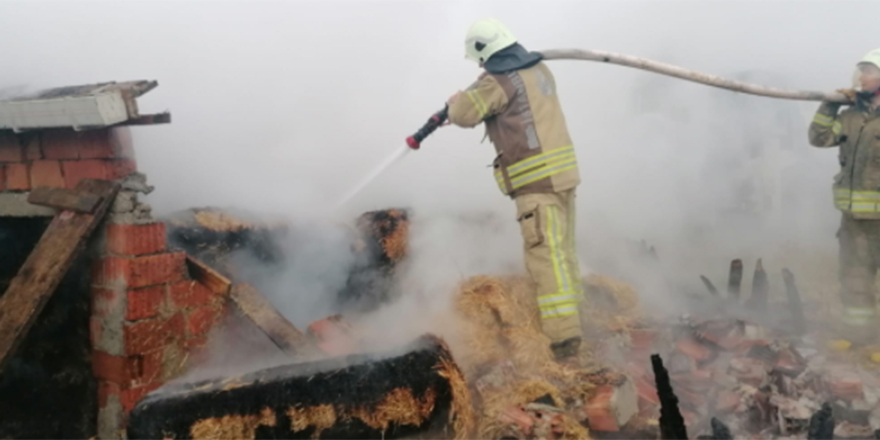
[808,47,880,345]
[446,18,584,362]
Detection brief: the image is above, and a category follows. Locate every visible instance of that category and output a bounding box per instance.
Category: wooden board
[229,283,310,356]
[27,186,102,213]
[185,256,232,296]
[0,179,119,372]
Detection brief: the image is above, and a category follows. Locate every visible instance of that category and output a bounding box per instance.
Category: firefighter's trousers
[514,188,584,344]
[837,213,880,334]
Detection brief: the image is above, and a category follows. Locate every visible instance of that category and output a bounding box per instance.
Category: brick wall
[0,128,137,191]
[91,222,227,438]
[0,128,230,439]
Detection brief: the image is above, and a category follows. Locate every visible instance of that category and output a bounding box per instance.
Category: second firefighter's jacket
[809,98,880,219]
[448,62,580,198]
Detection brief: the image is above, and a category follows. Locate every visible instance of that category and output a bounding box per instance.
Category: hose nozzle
[406,105,449,150]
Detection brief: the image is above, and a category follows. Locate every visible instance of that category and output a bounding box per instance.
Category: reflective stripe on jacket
[809,99,880,219]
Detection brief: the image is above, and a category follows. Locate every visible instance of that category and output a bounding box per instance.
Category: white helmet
[464,18,518,64]
[852,48,880,93]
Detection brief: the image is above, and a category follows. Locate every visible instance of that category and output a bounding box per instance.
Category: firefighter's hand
[836,88,857,103]
[447,90,462,105]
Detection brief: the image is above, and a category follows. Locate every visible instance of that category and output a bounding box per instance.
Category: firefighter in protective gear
[447,18,584,361]
[808,47,880,345]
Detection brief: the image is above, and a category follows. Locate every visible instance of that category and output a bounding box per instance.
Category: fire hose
[405,49,850,148]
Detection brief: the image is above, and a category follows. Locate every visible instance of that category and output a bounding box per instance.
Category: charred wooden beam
[26,187,102,213]
[710,417,731,439]
[117,112,171,126]
[127,334,473,440]
[745,259,768,311]
[807,402,834,440]
[229,283,311,356]
[699,275,719,296]
[651,354,688,440]
[727,259,743,300]
[186,256,232,296]
[781,268,806,335]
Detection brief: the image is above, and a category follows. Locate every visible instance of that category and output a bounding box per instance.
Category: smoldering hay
[538,48,850,103]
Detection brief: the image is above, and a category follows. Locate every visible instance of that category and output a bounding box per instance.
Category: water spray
[334,105,450,210]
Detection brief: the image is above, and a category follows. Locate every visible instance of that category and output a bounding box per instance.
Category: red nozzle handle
[406,105,449,150]
[406,136,420,150]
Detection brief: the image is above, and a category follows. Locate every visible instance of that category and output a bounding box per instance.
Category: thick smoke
[2,0,878,372]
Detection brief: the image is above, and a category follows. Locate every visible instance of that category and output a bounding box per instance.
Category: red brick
[22,133,41,160]
[130,252,186,288]
[0,133,23,162]
[124,313,185,355]
[830,371,864,401]
[629,329,658,353]
[62,159,137,189]
[129,350,164,386]
[79,128,135,159]
[106,223,167,256]
[29,160,65,189]
[676,336,715,362]
[186,304,224,337]
[5,163,29,190]
[93,350,128,384]
[0,165,5,191]
[92,257,132,288]
[170,280,214,309]
[126,286,165,321]
[93,350,164,387]
[716,390,740,414]
[93,253,186,289]
[585,380,638,432]
[41,129,80,160]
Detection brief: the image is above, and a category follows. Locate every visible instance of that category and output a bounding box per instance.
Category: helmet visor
[853,62,880,93]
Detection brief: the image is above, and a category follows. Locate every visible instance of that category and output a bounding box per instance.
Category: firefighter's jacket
[810,98,880,219]
[448,62,580,198]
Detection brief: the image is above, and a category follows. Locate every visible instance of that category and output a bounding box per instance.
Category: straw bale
[287,404,337,439]
[436,355,476,439]
[190,406,276,440]
[193,209,254,232]
[349,386,438,433]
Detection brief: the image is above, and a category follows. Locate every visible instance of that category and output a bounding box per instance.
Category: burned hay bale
[163,207,288,279]
[337,208,410,312]
[127,334,473,440]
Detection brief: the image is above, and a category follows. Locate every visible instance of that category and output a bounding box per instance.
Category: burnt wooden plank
[230,283,310,356]
[27,187,102,213]
[185,256,232,296]
[727,259,743,300]
[782,268,806,335]
[0,179,119,373]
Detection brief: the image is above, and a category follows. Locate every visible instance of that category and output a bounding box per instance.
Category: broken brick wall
[0,128,230,439]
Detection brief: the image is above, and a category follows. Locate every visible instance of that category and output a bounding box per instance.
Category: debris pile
[450,274,633,440]
[595,259,880,439]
